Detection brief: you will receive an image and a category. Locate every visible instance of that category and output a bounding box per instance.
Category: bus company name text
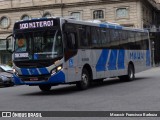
[130,52,144,60]
[19,20,54,30]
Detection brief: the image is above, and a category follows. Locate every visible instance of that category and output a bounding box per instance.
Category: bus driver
[16,37,26,52]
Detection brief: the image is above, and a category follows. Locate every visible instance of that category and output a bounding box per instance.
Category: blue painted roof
[99,23,123,30]
[99,23,148,33]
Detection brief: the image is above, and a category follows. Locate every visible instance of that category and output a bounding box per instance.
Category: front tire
[39,85,51,92]
[76,69,90,90]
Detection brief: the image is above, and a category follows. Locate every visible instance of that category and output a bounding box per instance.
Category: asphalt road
[0,67,160,120]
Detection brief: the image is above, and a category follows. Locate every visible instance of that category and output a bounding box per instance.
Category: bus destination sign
[17,19,57,30]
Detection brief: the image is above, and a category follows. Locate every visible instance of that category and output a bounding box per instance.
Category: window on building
[43,12,51,17]
[21,14,30,20]
[0,16,10,28]
[71,12,81,20]
[1,53,12,64]
[93,10,104,19]
[116,8,129,18]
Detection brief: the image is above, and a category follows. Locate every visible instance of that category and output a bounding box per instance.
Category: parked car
[0,65,14,87]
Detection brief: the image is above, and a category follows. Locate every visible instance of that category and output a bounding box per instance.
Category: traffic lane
[0,68,160,112]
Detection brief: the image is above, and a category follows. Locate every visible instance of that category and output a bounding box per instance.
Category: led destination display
[14,19,59,30]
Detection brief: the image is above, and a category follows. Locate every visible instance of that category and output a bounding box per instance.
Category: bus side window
[66,32,77,50]
[79,26,90,47]
[91,27,98,47]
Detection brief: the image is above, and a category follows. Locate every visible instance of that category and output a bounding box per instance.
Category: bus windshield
[14,29,63,60]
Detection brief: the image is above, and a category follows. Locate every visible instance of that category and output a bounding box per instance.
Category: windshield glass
[14,29,63,60]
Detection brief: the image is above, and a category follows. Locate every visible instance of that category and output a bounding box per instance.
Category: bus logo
[69,59,74,67]
[130,52,144,60]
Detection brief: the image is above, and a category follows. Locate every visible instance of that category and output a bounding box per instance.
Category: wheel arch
[82,64,93,80]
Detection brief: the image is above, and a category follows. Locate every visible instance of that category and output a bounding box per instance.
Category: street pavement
[0,67,160,120]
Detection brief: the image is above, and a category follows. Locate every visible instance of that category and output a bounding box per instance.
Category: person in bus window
[16,37,26,52]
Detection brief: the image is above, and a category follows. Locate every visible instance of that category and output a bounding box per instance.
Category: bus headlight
[51,65,63,75]
[57,66,62,71]
[13,69,19,76]
[13,69,16,73]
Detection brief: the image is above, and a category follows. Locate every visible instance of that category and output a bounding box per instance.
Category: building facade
[0,0,159,64]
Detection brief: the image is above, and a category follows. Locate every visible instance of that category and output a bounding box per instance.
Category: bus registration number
[30,77,38,81]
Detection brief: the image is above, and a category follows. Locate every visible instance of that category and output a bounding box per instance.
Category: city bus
[6,17,151,91]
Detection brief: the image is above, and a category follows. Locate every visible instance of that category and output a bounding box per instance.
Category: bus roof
[15,16,148,33]
[62,17,148,33]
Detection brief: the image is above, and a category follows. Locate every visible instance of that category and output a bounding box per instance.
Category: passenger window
[91,27,99,46]
[66,32,77,50]
[79,26,90,47]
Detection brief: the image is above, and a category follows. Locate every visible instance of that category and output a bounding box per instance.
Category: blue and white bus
[6,17,151,91]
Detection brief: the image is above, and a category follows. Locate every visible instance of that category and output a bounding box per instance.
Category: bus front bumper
[13,71,65,86]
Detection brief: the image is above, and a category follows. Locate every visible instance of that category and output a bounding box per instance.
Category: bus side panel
[95,49,105,79]
[95,49,111,78]
[126,50,151,74]
[77,49,96,80]
[95,49,126,79]
[64,53,81,83]
[107,49,127,77]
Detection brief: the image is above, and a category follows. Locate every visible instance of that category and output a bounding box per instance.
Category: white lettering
[43,21,47,27]
[20,23,29,29]
[19,20,55,29]
[47,21,51,26]
[15,53,29,58]
[110,113,125,117]
[51,20,54,26]
[28,113,42,117]
[29,23,33,28]
[40,21,43,27]
[126,113,143,117]
[36,22,40,27]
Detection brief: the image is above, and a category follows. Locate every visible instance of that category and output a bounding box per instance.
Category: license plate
[30,77,38,81]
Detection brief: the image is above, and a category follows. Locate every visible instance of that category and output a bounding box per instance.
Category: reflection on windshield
[14,29,63,60]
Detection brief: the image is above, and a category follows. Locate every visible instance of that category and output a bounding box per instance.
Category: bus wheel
[119,64,135,81]
[127,64,135,81]
[39,85,51,92]
[76,68,90,90]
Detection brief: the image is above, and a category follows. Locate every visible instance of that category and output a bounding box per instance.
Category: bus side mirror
[6,34,13,53]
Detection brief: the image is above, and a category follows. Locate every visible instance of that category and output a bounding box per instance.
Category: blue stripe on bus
[48,71,65,83]
[99,24,107,28]
[29,68,39,75]
[21,68,30,75]
[21,68,49,76]
[146,50,151,66]
[116,26,123,30]
[108,50,118,70]
[96,49,109,71]
[108,25,115,29]
[13,71,65,85]
[39,68,49,74]
[118,50,125,69]
[13,74,24,85]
